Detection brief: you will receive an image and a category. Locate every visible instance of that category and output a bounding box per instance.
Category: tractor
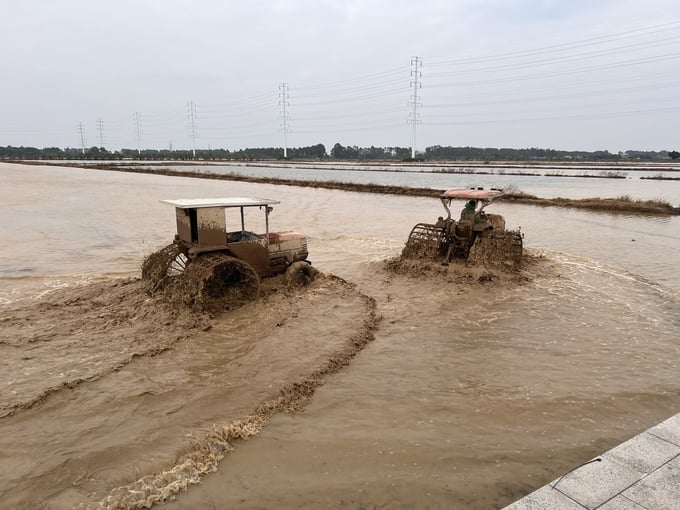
[141,197,315,306]
[402,188,523,267]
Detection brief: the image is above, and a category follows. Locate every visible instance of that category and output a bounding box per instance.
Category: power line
[426,40,680,78]
[295,76,408,99]
[203,91,277,110]
[292,87,406,107]
[428,20,680,67]
[423,80,680,110]
[425,52,680,89]
[293,66,409,92]
[425,105,680,126]
[294,122,404,134]
[293,106,409,122]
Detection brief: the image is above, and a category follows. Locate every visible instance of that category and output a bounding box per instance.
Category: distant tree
[85,146,111,159]
[387,147,411,160]
[307,143,327,159]
[330,143,345,159]
[1,144,673,162]
[288,143,326,159]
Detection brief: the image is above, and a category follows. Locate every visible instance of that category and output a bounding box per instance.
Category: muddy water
[1,162,680,509]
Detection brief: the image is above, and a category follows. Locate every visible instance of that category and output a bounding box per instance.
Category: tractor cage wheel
[285,261,317,287]
[184,253,261,311]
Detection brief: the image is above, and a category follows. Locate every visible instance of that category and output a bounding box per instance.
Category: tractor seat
[227,230,260,243]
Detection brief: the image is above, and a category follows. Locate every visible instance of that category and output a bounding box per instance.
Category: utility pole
[408,56,422,160]
[278,83,290,159]
[133,112,142,155]
[77,122,86,154]
[187,100,197,158]
[96,118,105,148]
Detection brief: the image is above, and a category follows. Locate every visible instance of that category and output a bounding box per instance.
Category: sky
[1,0,679,153]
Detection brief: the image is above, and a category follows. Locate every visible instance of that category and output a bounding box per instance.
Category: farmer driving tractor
[459,200,477,223]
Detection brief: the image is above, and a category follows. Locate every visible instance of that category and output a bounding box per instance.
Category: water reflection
[165,162,680,203]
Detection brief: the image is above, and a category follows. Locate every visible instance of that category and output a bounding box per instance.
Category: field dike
[11,161,679,215]
[89,274,379,510]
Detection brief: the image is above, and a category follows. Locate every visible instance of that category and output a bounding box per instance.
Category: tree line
[0,143,677,161]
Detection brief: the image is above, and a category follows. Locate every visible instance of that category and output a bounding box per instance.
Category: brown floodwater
[1,162,679,509]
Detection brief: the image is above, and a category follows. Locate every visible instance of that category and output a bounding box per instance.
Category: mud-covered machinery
[403,188,523,267]
[142,198,315,304]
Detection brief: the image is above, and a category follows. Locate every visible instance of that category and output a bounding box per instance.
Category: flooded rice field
[159,160,680,203]
[1,162,679,509]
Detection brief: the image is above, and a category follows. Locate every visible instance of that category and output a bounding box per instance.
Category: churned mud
[3,242,677,510]
[94,274,378,510]
[142,245,261,313]
[0,270,378,509]
[467,230,524,269]
[168,249,575,510]
[0,278,211,418]
[385,251,545,286]
[396,227,526,278]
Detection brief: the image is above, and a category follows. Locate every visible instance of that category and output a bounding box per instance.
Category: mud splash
[92,274,379,509]
[140,243,183,287]
[385,249,546,286]
[141,244,263,313]
[399,224,446,260]
[467,230,524,269]
[399,225,524,269]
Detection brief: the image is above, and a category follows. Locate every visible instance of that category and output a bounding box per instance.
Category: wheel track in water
[0,278,211,418]
[92,274,380,510]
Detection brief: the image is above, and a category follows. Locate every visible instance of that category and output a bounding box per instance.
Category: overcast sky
[2,0,679,153]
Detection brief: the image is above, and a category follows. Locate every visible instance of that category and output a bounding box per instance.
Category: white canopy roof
[160,197,280,209]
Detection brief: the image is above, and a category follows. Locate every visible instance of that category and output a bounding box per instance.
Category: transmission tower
[96,118,105,148]
[187,100,197,158]
[133,112,142,155]
[278,83,290,159]
[77,122,86,153]
[408,56,422,159]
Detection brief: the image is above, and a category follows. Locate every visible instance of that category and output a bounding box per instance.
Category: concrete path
[504,413,680,509]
